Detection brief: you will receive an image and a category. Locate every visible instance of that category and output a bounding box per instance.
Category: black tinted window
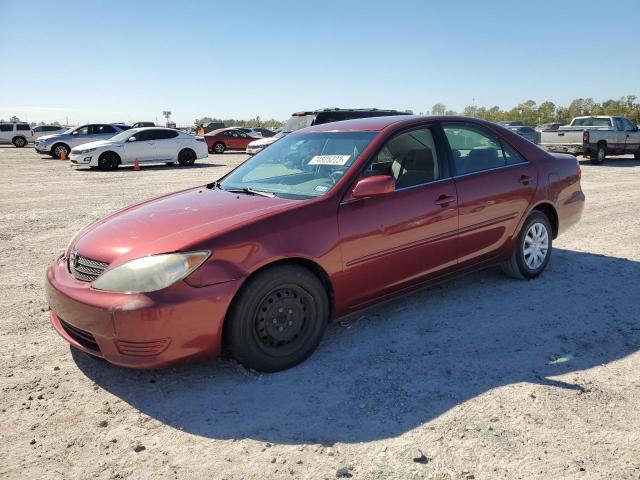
[94,125,117,134]
[622,118,636,131]
[154,130,179,140]
[16,124,31,131]
[0,124,13,132]
[134,130,152,141]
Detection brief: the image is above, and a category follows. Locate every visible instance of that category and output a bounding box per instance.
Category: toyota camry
[46,115,585,372]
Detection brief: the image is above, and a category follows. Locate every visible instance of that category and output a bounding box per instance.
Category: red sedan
[46,116,585,372]
[204,127,258,154]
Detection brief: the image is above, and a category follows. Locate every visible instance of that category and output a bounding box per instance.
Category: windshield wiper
[206,181,276,198]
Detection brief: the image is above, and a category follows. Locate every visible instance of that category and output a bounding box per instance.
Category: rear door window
[154,130,179,140]
[16,124,31,131]
[442,124,506,175]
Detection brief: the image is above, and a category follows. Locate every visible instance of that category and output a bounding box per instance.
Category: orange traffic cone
[60,149,67,161]
[134,158,140,171]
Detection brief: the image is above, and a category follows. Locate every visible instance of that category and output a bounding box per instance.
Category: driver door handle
[434,194,455,207]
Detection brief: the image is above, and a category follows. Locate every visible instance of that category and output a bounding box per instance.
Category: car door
[124,130,157,163]
[442,122,537,265]
[225,130,241,149]
[154,129,179,160]
[337,125,459,307]
[69,125,94,147]
[621,118,640,154]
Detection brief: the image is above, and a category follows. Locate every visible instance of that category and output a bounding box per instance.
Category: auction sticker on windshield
[308,155,351,166]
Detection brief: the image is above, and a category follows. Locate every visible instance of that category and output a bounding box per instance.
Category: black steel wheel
[224,264,329,372]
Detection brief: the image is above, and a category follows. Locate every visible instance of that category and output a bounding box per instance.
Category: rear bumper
[46,254,242,368]
[541,144,584,155]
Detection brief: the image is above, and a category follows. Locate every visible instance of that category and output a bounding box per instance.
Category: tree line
[428,96,640,126]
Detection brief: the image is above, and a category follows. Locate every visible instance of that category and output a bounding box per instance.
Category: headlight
[78,148,96,154]
[92,251,210,293]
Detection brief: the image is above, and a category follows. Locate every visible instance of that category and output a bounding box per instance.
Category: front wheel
[52,143,70,159]
[98,151,120,170]
[502,211,552,280]
[224,265,329,372]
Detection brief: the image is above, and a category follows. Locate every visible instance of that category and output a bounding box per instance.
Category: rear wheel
[590,143,606,165]
[213,142,225,154]
[178,148,196,166]
[98,151,120,170]
[634,148,640,160]
[12,137,26,148]
[52,143,70,159]
[501,211,552,280]
[224,264,329,372]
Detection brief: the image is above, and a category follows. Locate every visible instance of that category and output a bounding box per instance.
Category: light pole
[162,111,172,127]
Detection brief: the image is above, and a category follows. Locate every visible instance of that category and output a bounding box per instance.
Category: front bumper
[46,254,242,368]
[69,152,95,166]
[35,144,51,154]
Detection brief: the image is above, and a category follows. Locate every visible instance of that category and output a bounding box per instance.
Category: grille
[68,252,109,282]
[59,318,101,353]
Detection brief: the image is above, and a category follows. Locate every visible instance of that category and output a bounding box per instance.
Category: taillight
[582,130,589,143]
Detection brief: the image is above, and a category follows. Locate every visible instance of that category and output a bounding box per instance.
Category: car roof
[300,115,490,133]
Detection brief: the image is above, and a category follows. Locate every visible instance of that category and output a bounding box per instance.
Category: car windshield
[220,131,377,199]
[571,117,612,127]
[109,129,137,142]
[281,114,315,133]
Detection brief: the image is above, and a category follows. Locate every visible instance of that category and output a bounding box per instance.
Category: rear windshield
[571,117,612,127]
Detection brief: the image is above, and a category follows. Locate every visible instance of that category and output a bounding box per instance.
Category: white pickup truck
[540,116,640,164]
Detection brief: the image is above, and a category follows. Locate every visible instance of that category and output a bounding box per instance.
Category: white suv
[0,122,35,147]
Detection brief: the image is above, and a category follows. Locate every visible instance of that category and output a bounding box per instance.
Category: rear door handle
[518,174,532,185]
[434,194,455,207]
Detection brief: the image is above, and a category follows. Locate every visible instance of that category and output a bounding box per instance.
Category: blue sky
[0,0,638,125]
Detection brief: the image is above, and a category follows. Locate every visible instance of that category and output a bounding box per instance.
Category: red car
[46,116,585,372]
[204,127,258,154]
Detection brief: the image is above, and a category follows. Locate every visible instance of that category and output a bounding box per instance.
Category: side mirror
[128,136,136,142]
[351,175,395,199]
[71,131,79,135]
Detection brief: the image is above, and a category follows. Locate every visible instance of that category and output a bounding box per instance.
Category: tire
[178,148,196,166]
[12,136,26,148]
[501,211,553,280]
[590,143,606,165]
[165,161,175,166]
[213,142,225,154]
[97,151,120,170]
[52,143,70,159]
[224,264,329,372]
[634,149,640,160]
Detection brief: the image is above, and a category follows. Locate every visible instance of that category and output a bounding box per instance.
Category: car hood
[38,133,64,142]
[72,139,117,150]
[71,187,298,265]
[248,136,278,147]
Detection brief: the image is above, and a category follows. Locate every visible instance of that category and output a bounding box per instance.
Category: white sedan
[69,127,208,169]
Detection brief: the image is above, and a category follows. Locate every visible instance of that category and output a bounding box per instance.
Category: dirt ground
[0,146,639,480]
